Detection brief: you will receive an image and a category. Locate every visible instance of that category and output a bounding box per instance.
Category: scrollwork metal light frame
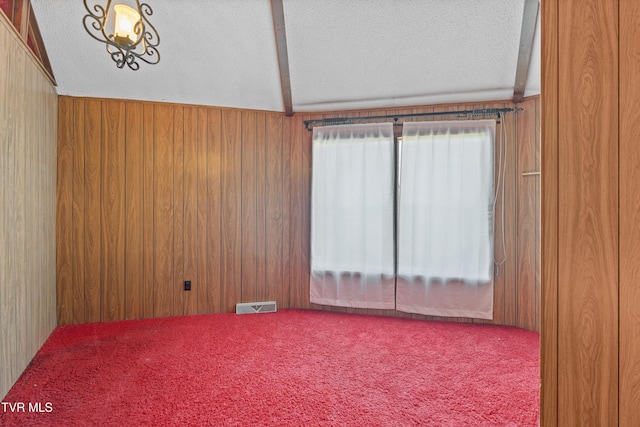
[83,0,160,70]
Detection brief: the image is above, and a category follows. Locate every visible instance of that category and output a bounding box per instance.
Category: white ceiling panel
[29,0,540,113]
[284,0,528,111]
[30,0,284,111]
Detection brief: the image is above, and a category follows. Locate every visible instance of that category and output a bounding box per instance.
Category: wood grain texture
[255,113,267,303]
[195,107,209,313]
[100,100,125,322]
[280,116,292,308]
[1,23,11,396]
[72,99,86,324]
[293,100,539,330]
[172,106,184,317]
[124,102,144,320]
[265,113,284,303]
[516,99,537,331]
[241,111,258,303]
[56,96,73,325]
[288,112,304,308]
[220,109,242,312]
[56,96,539,334]
[206,109,222,313]
[557,0,619,425]
[153,104,174,318]
[502,109,518,327]
[620,0,640,423]
[1,13,57,399]
[142,104,155,318]
[541,0,559,424]
[84,99,102,323]
[182,107,197,315]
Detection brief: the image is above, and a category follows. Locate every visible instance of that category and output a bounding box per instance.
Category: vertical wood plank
[541,0,559,424]
[142,103,154,318]
[502,109,518,327]
[220,109,242,312]
[534,97,541,333]
[241,110,258,303]
[55,96,73,325]
[0,19,10,395]
[153,104,174,318]
[101,100,125,322]
[299,114,312,309]
[0,18,57,399]
[207,109,222,313]
[72,99,86,324]
[173,106,184,316]
[280,116,292,308]
[516,99,537,331]
[288,113,303,307]
[265,113,284,304]
[182,107,198,315]
[558,0,618,425]
[84,99,102,322]
[619,0,640,423]
[195,107,209,313]
[124,102,144,320]
[16,46,31,370]
[255,113,267,302]
[9,45,25,381]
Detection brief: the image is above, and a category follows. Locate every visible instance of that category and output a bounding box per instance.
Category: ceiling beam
[270,0,294,116]
[512,0,539,103]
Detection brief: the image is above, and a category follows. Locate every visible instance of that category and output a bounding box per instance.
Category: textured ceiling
[30,0,539,113]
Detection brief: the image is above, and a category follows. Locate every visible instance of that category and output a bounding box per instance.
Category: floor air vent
[235,301,277,314]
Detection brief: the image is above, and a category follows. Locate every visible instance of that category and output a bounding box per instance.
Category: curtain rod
[303,107,520,130]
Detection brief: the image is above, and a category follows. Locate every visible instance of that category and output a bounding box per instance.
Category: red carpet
[1,310,539,426]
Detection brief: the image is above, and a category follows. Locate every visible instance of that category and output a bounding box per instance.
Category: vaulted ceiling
[29,0,540,114]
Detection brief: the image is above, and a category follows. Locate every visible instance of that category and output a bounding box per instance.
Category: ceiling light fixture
[83,0,160,70]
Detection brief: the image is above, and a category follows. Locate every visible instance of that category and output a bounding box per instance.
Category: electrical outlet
[184,280,191,291]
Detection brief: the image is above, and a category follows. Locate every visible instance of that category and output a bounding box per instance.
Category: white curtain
[396,120,495,319]
[310,123,395,309]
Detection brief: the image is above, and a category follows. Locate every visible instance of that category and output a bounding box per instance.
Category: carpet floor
[1,309,539,426]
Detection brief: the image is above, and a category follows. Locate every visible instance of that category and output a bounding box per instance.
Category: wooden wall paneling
[501,107,517,327]
[172,106,184,316]
[195,107,209,313]
[56,96,73,325]
[557,1,619,425]
[152,104,174,318]
[220,109,242,312]
[534,97,541,333]
[265,113,284,304]
[142,104,155,318]
[101,100,125,321]
[255,113,267,302]
[516,98,537,331]
[620,0,640,423]
[0,20,9,396]
[206,108,221,313]
[84,99,102,322]
[44,73,57,339]
[288,114,303,308]
[182,107,198,315]
[124,101,144,320]
[299,113,313,309]
[5,39,20,383]
[13,45,26,373]
[488,103,505,326]
[241,110,258,303]
[72,99,86,323]
[1,15,57,399]
[280,116,292,308]
[541,0,559,423]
